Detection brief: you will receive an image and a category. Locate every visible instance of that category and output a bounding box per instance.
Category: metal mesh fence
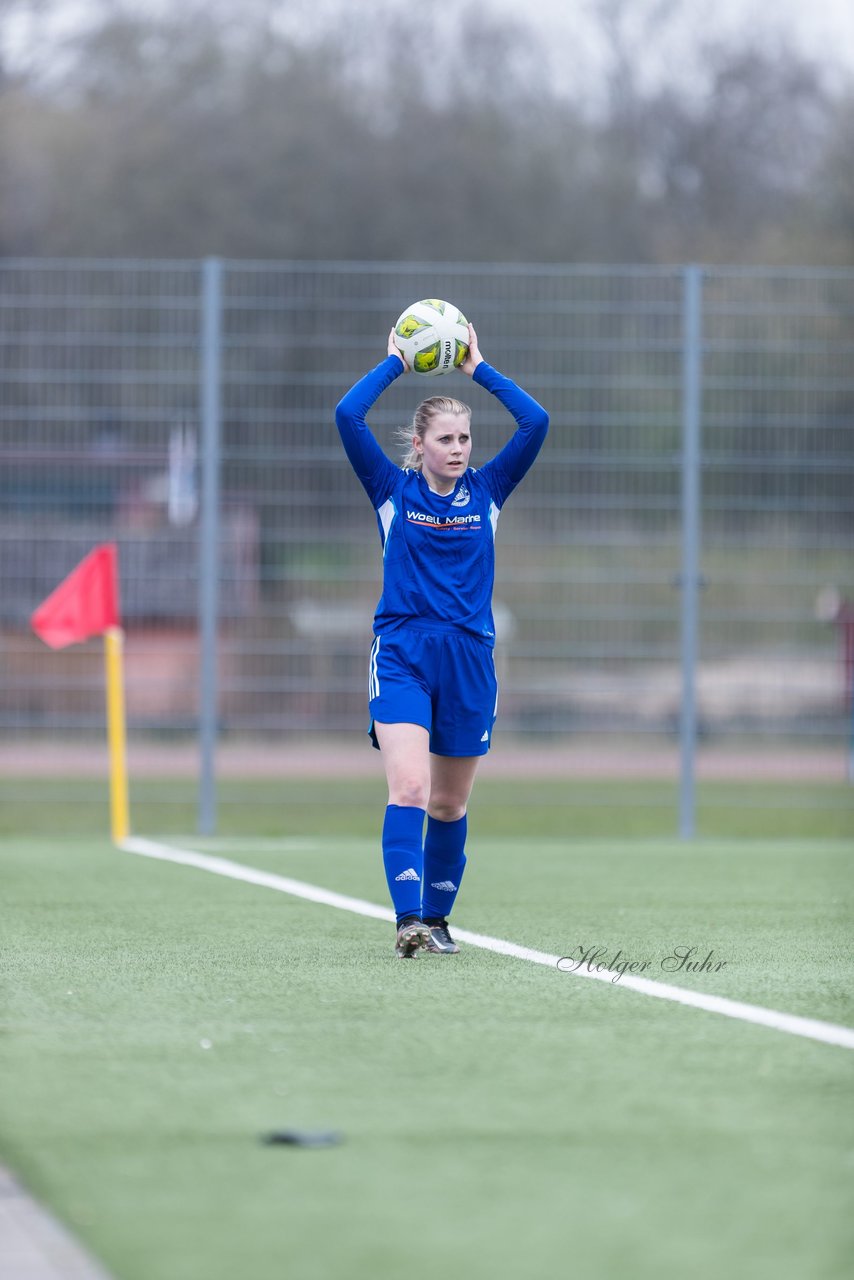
[2,261,202,733]
[700,269,854,743]
[1,260,852,806]
[218,262,688,739]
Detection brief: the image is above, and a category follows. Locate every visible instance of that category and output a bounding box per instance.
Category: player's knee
[428,795,467,823]
[390,776,430,809]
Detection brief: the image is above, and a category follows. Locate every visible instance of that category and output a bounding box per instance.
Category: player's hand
[388,328,410,372]
[460,323,483,377]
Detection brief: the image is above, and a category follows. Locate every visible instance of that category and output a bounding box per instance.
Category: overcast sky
[483,0,854,98]
[488,0,854,56]
[5,0,854,91]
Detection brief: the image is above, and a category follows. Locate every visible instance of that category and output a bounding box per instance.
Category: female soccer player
[335,323,548,957]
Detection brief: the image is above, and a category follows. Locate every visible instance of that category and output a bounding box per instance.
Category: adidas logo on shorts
[431,880,457,892]
[394,867,419,881]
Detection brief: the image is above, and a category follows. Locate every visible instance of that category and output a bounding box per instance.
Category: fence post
[198,258,222,835]
[679,265,703,840]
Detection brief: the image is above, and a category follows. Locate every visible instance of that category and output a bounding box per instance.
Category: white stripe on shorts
[369,636,381,701]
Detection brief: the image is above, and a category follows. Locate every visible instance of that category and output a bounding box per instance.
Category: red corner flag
[32,543,121,649]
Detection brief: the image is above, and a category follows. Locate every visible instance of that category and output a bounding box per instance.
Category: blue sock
[382,804,425,924]
[421,814,467,921]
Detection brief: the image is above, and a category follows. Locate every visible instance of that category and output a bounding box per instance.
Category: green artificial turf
[1,776,853,839]
[1,834,852,1280]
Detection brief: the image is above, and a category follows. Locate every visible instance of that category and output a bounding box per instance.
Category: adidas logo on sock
[394,867,419,881]
[431,880,457,892]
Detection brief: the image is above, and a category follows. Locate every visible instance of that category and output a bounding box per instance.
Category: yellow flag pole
[104,626,130,844]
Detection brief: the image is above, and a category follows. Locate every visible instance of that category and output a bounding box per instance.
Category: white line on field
[121,836,854,1053]
[160,836,328,852]
[0,1164,113,1280]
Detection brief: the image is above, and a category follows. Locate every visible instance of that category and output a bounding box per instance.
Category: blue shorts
[368,628,498,757]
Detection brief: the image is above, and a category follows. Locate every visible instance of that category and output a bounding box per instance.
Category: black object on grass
[261,1129,343,1148]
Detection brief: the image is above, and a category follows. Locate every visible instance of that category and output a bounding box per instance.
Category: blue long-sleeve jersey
[335,355,549,646]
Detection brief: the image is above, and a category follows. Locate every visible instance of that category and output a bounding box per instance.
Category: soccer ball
[393,299,469,376]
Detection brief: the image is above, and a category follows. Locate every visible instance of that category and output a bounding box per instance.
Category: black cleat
[395,916,432,959]
[423,918,460,954]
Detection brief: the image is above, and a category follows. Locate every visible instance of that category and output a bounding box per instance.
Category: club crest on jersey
[451,484,471,508]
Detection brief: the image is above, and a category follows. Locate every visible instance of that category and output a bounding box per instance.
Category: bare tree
[0,0,850,262]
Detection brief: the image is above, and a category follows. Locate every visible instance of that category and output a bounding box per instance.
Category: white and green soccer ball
[393,299,469,376]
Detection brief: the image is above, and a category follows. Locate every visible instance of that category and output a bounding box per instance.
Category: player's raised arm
[334,337,405,502]
[467,325,549,506]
